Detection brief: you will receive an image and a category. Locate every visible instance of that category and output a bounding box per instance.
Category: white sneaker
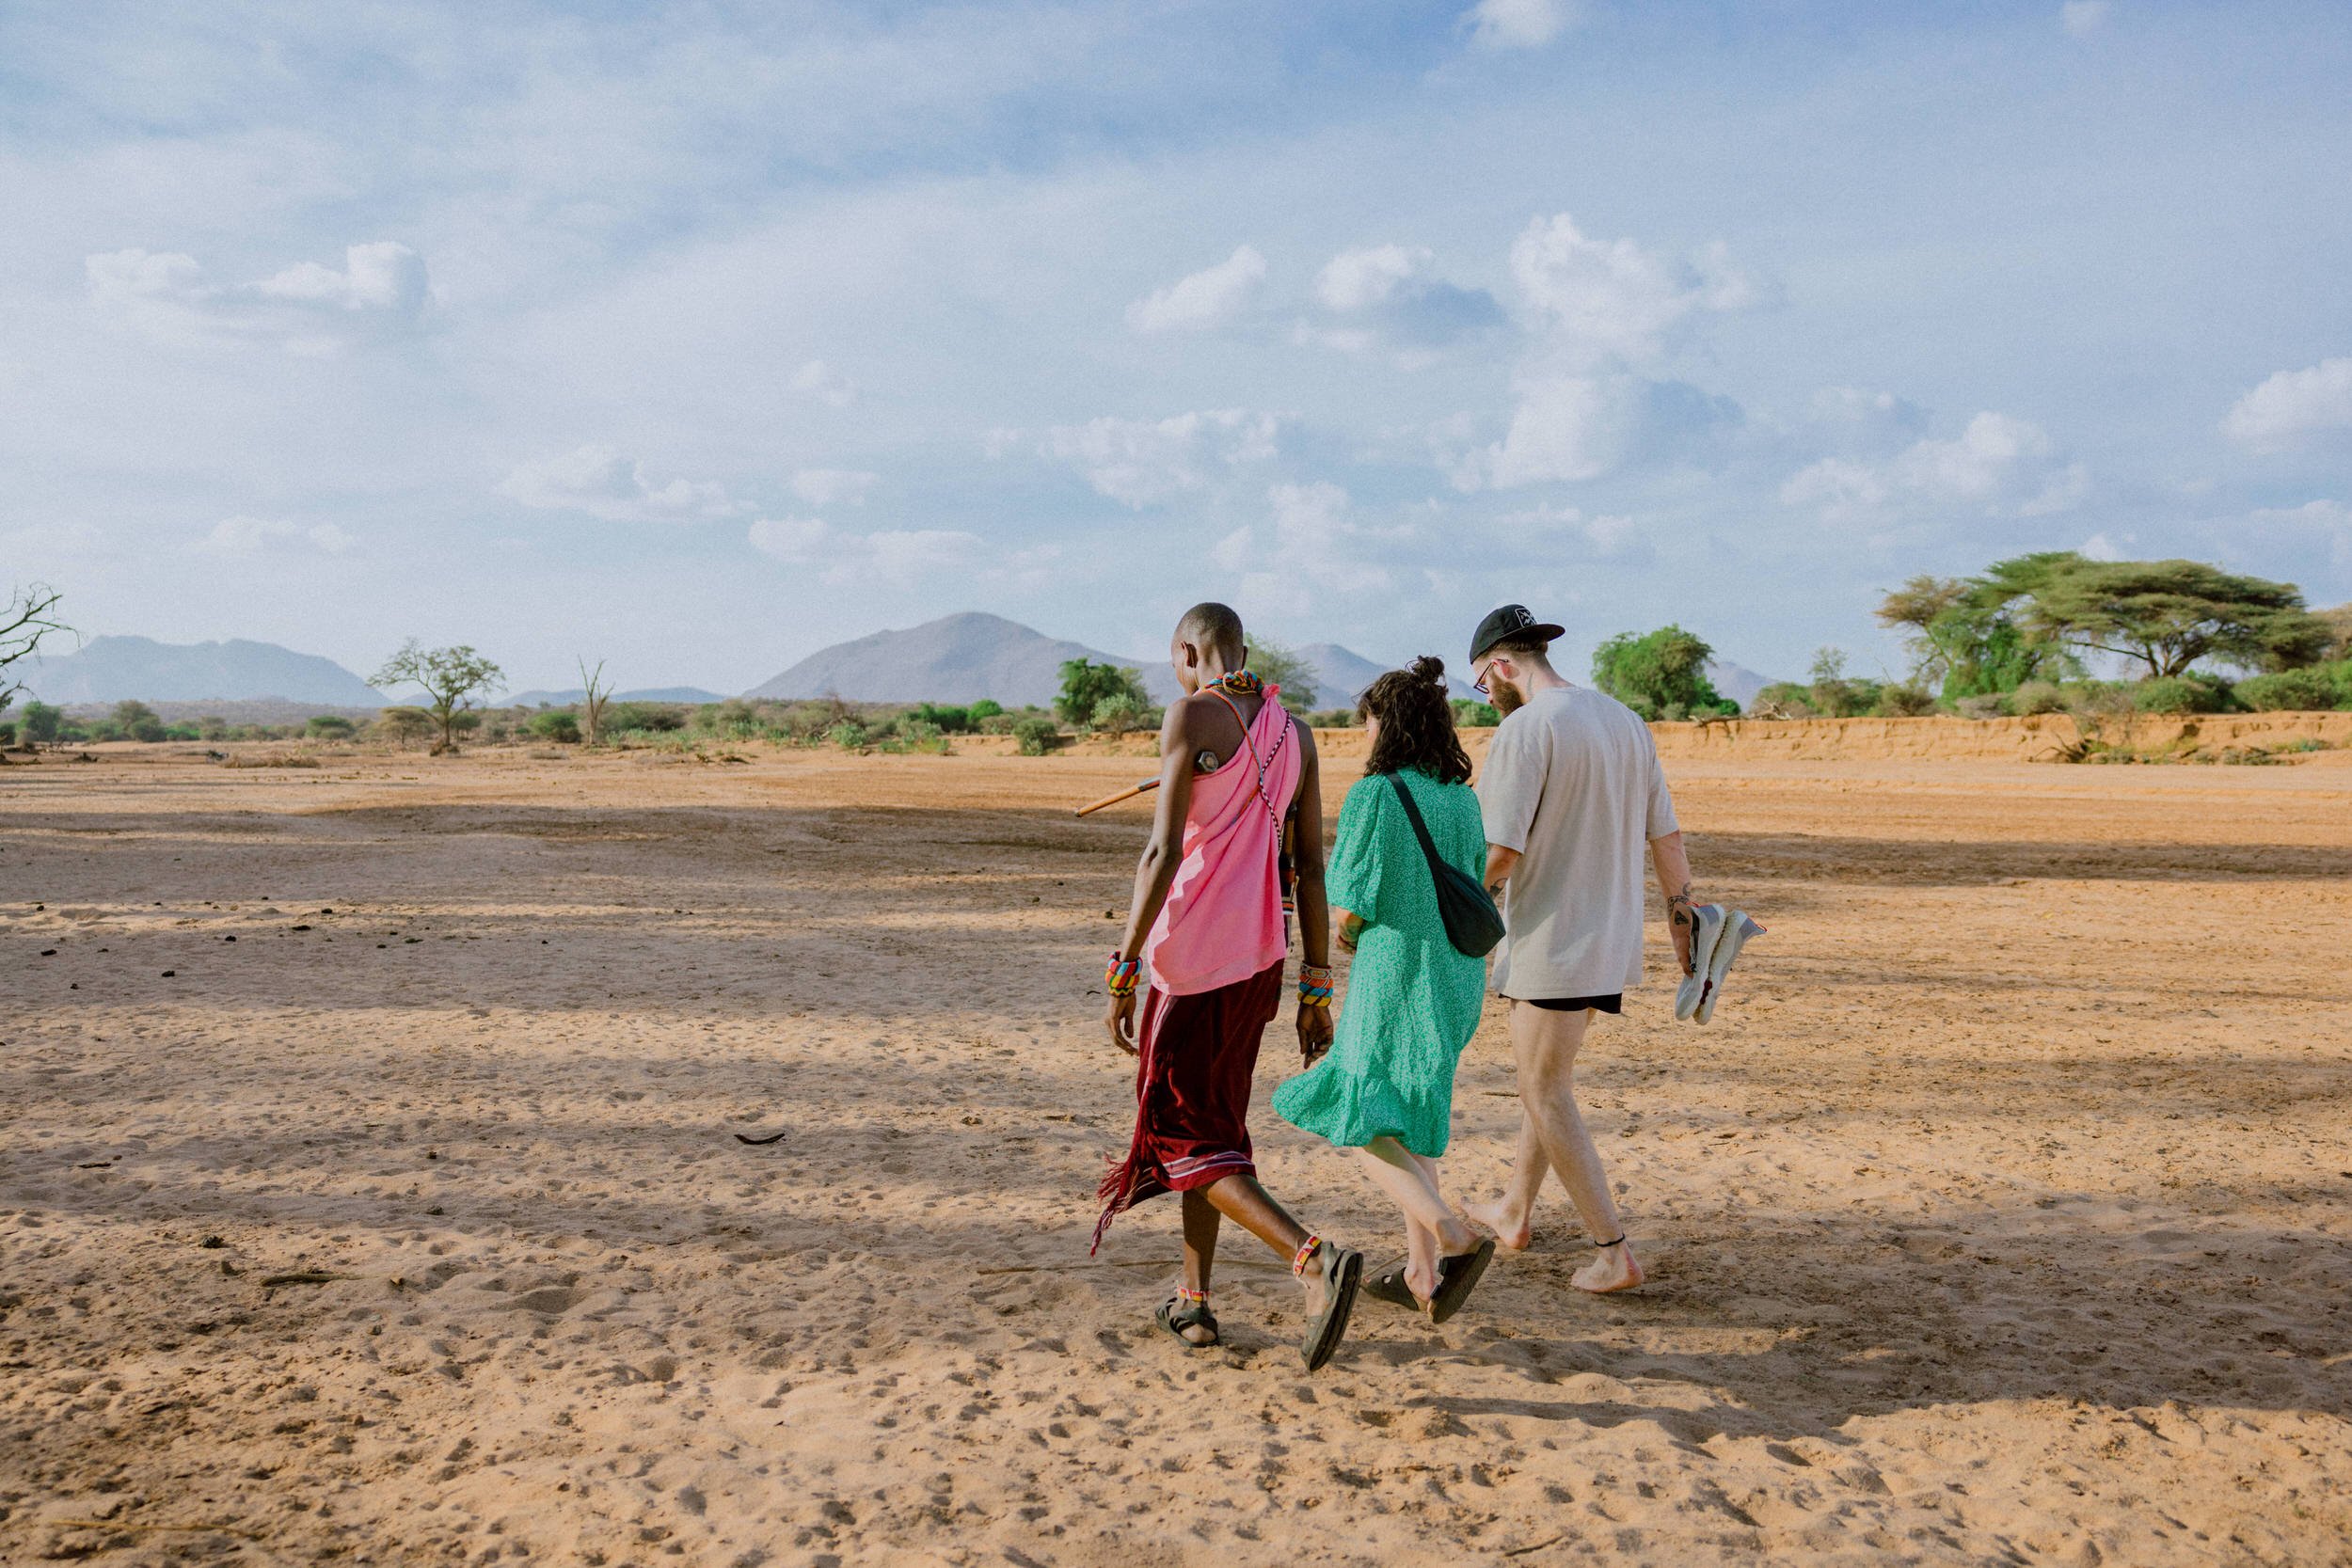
[1675,903,1728,1021]
[1693,911,1765,1025]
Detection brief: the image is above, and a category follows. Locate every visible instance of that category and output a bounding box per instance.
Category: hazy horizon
[5,1,2348,692]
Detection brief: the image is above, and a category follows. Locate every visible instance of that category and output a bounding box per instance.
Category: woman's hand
[1336,911,1365,952]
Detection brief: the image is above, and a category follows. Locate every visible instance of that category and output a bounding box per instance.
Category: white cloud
[1498,501,1645,556]
[1466,0,1581,50]
[194,515,357,555]
[499,447,737,522]
[2242,499,2352,572]
[1508,214,1756,365]
[791,359,859,407]
[790,468,880,506]
[1781,411,2089,521]
[1126,245,1267,334]
[2078,531,2131,562]
[2222,356,2352,452]
[747,515,986,584]
[1477,374,1632,487]
[1304,245,1502,362]
[1218,482,1400,618]
[2060,2,2112,38]
[1034,409,1283,507]
[86,242,428,353]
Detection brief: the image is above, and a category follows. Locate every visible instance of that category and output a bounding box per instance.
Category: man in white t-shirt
[1462,605,1697,1293]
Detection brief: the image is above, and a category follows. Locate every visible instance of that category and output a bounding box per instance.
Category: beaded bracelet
[1105,952,1141,997]
[1297,962,1335,1006]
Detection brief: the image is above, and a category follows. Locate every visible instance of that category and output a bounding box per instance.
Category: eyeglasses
[1471,657,1502,697]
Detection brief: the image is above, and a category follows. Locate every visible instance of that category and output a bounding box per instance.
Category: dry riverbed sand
[3,739,2348,1566]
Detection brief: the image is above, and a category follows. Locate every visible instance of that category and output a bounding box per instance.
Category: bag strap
[1385,772,1449,891]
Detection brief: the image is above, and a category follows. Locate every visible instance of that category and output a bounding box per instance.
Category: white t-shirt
[1476,685,1679,999]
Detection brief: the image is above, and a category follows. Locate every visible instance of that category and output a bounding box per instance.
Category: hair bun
[1409,655,1446,685]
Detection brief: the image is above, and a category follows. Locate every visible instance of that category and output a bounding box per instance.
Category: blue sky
[4,0,2349,692]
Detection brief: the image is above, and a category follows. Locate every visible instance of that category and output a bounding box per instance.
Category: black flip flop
[1155,1294,1219,1349]
[1298,1244,1362,1372]
[1425,1238,1496,1326]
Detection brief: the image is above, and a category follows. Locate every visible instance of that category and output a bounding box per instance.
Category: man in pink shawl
[1093,602,1363,1372]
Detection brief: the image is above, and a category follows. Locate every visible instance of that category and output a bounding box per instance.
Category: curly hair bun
[1409,655,1446,685]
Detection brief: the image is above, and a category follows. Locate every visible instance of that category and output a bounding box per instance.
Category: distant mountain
[1706,660,1777,709]
[20,635,382,706]
[745,612,1150,706]
[1291,643,1480,705]
[506,686,727,707]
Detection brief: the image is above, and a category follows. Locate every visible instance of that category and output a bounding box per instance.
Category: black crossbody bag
[1386,774,1505,958]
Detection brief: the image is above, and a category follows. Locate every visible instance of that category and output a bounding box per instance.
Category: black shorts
[1513,993,1622,1014]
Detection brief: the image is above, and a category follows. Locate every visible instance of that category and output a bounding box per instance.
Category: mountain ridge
[19,635,383,706]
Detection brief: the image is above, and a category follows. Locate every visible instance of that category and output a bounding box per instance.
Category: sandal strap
[1175,1285,1209,1304]
[1292,1234,1323,1276]
[1593,1234,1627,1249]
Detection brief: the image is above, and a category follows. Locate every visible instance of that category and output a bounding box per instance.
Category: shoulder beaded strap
[1202,685,1292,825]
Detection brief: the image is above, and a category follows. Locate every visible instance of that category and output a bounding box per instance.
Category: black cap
[1469,604,1566,665]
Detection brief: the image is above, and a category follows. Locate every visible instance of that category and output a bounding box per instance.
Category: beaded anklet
[1175,1285,1209,1305]
[1291,1234,1323,1276]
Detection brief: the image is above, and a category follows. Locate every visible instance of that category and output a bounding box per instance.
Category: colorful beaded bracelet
[1105,952,1141,996]
[1297,962,1336,1006]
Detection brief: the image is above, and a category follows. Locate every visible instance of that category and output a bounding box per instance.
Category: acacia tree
[1590,625,1735,719]
[2023,556,2329,677]
[370,641,504,753]
[2,583,69,725]
[579,657,614,747]
[1245,638,1320,707]
[1876,561,2071,699]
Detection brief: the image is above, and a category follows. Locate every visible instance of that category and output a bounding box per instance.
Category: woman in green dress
[1273,657,1497,1321]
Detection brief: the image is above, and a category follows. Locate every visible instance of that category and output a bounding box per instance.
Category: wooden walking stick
[1074,776,1161,817]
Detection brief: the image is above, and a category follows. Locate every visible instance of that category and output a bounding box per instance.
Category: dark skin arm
[1105,701,1335,1063]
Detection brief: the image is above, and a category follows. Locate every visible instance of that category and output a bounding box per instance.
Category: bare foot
[1465,1196,1532,1252]
[1571,1240,1645,1293]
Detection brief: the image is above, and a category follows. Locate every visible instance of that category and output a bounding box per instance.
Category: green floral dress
[1273,767,1488,1157]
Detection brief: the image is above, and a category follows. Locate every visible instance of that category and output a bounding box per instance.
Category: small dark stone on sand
[292,924,312,931]
[223,935,236,942]
[40,948,56,957]
[161,970,176,977]
[426,1206,446,1215]
[199,1236,226,1248]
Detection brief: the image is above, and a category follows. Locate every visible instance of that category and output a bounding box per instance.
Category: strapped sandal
[1424,1237,1496,1325]
[1362,1255,1419,1311]
[1293,1235,1362,1373]
[1155,1287,1218,1348]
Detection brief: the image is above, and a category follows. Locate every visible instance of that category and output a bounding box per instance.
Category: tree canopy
[1056,658,1148,726]
[2019,555,2329,677]
[1874,557,2072,699]
[1590,625,1736,720]
[371,641,505,753]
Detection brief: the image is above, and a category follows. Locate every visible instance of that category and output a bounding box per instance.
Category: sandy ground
[3,739,2349,1566]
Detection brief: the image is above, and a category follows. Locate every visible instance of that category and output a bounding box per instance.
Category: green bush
[112,699,167,742]
[1450,698,1501,728]
[1305,708,1357,728]
[604,701,685,734]
[0,721,14,746]
[307,715,358,739]
[827,721,867,749]
[2132,674,2231,715]
[526,710,580,743]
[1090,694,1153,736]
[1872,685,1938,717]
[164,723,201,741]
[2008,679,2068,715]
[907,702,977,734]
[1012,715,1061,755]
[19,701,63,744]
[2233,663,2350,712]
[967,699,1005,722]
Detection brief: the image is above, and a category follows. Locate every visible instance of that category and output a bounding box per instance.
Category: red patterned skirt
[1091,959,1285,1252]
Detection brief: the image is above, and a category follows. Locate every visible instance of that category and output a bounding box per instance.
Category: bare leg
[1480,1003,1644,1291]
[1199,1172,1336,1313]
[1172,1190,1220,1344]
[1351,1138,1475,1300]
[1466,1108,1547,1250]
